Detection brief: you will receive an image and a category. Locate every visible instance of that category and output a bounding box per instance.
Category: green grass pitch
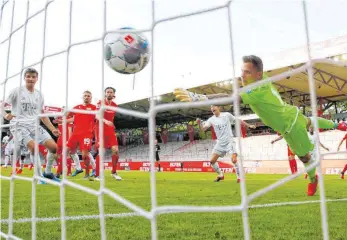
[0,169,346,240]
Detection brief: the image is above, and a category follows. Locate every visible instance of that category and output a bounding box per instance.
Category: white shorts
[4,143,13,156]
[212,141,237,157]
[10,125,52,147]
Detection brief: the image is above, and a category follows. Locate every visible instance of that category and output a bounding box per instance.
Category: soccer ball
[104,27,150,74]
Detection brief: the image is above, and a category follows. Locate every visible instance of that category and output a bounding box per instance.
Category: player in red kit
[53,107,75,178]
[67,91,96,180]
[337,132,347,179]
[94,87,121,180]
[271,133,298,174]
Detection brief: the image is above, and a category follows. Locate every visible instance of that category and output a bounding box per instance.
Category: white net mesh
[1,1,347,240]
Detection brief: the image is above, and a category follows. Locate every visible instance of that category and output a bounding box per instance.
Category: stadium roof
[116,36,347,129]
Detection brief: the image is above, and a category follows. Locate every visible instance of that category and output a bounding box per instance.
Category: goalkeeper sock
[313,117,334,129]
[233,162,240,179]
[44,152,55,174]
[70,153,81,170]
[211,162,223,176]
[304,159,317,183]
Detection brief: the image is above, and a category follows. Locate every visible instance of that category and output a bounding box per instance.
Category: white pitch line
[0,212,139,224]
[1,198,346,224]
[248,198,347,209]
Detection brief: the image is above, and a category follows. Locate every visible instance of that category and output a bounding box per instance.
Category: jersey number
[84,138,91,145]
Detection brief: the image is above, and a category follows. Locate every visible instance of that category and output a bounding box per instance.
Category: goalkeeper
[174,55,338,196]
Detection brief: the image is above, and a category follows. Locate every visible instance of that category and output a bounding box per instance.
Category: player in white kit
[197,105,256,182]
[303,128,330,179]
[2,132,10,147]
[1,68,60,182]
[3,134,13,168]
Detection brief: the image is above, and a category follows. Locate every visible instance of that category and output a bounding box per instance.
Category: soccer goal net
[1,1,346,240]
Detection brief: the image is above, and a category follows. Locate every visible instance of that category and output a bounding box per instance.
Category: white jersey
[2,136,10,144]
[204,112,236,144]
[5,86,45,127]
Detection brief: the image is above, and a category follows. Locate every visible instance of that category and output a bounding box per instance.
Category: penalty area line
[248,198,347,209]
[1,198,346,224]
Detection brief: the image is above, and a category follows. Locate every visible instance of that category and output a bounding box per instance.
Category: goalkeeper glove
[173,88,208,102]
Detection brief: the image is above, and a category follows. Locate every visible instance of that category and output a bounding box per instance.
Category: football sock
[84,155,90,175]
[95,155,100,177]
[342,164,347,174]
[112,155,119,173]
[4,155,10,167]
[20,158,24,170]
[44,152,56,174]
[211,162,222,176]
[233,162,240,178]
[70,153,81,170]
[57,156,63,174]
[89,153,96,169]
[67,158,72,174]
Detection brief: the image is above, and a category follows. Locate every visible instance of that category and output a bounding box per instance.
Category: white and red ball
[104,27,150,74]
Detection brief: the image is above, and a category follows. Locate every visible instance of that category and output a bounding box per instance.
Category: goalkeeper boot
[307,175,318,196]
[341,172,345,180]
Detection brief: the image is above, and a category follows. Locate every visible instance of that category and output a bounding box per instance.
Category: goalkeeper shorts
[282,112,314,157]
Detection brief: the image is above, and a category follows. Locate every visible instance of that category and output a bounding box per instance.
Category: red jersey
[71,104,96,135]
[56,116,73,138]
[96,99,117,133]
[338,122,347,131]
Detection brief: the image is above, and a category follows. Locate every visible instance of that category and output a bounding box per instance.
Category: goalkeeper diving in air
[174,55,340,196]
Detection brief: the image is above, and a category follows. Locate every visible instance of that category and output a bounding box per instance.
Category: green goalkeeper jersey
[240,80,298,134]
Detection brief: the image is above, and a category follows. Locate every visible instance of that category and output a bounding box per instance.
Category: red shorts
[95,129,118,149]
[287,145,295,157]
[67,133,93,151]
[57,137,68,154]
